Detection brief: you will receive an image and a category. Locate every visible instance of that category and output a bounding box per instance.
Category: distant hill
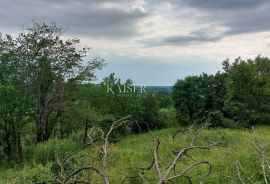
[146,86,173,94]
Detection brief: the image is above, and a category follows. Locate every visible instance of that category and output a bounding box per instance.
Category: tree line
[173,56,270,127]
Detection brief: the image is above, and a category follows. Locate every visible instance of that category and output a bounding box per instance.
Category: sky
[1,0,270,85]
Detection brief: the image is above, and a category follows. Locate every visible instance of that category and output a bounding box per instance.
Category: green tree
[173,76,203,125]
[14,22,104,142]
[173,72,226,126]
[224,56,270,126]
[0,34,33,162]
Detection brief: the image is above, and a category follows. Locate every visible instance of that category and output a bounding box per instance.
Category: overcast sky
[1,0,270,85]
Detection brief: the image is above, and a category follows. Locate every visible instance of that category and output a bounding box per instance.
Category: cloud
[1,0,270,87]
[142,29,223,46]
[2,0,270,43]
[222,8,270,36]
[170,0,270,36]
[181,0,267,10]
[164,34,220,45]
[0,0,149,38]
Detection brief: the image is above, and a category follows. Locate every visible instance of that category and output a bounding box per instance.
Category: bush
[11,163,54,184]
[158,108,177,127]
[222,118,242,128]
[205,111,243,128]
[205,111,225,127]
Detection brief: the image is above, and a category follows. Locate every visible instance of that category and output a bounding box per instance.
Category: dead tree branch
[89,115,132,168]
[158,143,220,184]
[235,161,245,184]
[124,124,222,184]
[252,126,270,184]
[173,123,211,146]
[153,138,162,180]
[55,115,132,184]
[62,166,109,184]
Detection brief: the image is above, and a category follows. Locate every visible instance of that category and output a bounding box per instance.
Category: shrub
[11,163,54,184]
[158,108,177,127]
[205,110,225,127]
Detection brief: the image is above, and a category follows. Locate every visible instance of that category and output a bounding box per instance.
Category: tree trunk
[60,121,64,139]
[36,83,48,142]
[3,110,11,156]
[16,130,23,162]
[3,122,11,157]
[15,121,23,162]
[83,120,89,145]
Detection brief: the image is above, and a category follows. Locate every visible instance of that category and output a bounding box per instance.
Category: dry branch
[235,161,245,184]
[124,124,223,184]
[153,138,162,180]
[252,126,270,184]
[54,115,132,184]
[173,123,211,146]
[63,166,109,184]
[159,143,220,184]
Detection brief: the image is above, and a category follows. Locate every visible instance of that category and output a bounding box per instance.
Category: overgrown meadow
[1,127,270,183]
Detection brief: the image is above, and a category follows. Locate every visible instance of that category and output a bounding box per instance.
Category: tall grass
[30,138,80,164]
[1,127,270,183]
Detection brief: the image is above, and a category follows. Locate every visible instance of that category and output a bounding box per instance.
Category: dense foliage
[173,56,270,127]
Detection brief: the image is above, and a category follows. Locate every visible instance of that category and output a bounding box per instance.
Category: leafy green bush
[158,108,177,127]
[11,163,54,184]
[205,110,225,127]
[205,110,241,128]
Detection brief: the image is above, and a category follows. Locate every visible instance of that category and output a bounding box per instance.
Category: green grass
[1,127,270,183]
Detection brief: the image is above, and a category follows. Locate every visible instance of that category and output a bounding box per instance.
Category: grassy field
[1,126,270,183]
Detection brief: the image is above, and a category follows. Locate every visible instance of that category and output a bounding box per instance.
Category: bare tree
[53,115,132,184]
[123,124,224,184]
